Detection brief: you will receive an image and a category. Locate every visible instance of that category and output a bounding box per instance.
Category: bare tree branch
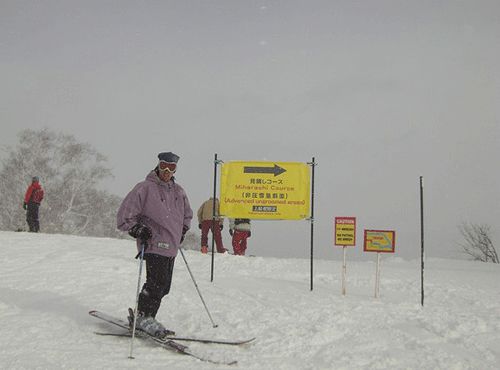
[458,222,499,263]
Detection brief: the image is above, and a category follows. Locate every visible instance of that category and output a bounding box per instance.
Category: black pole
[420,176,424,307]
[210,153,218,282]
[310,157,316,291]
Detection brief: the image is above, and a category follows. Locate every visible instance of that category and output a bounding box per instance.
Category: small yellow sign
[220,161,310,220]
[334,217,356,246]
[363,230,396,253]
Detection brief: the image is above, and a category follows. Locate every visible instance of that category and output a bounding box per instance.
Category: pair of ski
[89,310,254,365]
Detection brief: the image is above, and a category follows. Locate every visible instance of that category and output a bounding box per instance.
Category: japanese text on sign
[220,161,310,220]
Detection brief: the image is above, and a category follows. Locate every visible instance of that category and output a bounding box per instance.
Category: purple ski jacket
[117,171,193,258]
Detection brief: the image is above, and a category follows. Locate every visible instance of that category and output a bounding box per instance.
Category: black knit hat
[158,152,179,163]
[32,176,39,182]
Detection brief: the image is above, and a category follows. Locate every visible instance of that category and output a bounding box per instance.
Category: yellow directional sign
[220,161,311,220]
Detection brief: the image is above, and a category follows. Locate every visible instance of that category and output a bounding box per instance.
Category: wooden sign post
[363,230,396,298]
[334,217,356,295]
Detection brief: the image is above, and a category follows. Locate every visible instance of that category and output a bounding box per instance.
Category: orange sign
[363,230,395,253]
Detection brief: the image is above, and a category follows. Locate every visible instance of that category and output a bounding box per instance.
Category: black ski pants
[26,202,40,232]
[138,253,176,318]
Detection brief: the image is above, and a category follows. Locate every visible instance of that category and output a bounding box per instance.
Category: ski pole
[179,247,218,328]
[128,242,146,359]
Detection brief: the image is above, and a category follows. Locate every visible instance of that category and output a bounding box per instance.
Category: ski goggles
[158,160,177,173]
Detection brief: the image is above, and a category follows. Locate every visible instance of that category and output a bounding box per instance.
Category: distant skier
[23,176,44,232]
[197,197,226,254]
[117,152,193,338]
[229,218,251,256]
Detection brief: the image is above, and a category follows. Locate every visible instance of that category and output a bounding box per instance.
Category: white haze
[1,1,499,261]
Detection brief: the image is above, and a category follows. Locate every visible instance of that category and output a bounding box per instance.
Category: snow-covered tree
[458,222,499,263]
[0,128,123,238]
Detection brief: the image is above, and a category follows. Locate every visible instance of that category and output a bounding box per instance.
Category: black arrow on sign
[243,164,287,177]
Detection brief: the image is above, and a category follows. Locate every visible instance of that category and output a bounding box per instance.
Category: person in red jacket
[23,176,44,232]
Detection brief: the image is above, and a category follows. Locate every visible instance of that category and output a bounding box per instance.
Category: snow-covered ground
[0,231,499,370]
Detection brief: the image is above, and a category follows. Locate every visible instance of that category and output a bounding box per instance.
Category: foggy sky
[1,1,499,261]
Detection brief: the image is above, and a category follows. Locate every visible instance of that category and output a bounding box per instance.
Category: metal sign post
[210,153,221,283]
[309,157,316,291]
[420,176,425,307]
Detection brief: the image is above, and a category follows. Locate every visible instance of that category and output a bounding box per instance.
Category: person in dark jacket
[117,152,193,338]
[23,176,44,232]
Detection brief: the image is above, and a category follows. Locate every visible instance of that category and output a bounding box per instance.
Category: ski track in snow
[0,231,499,369]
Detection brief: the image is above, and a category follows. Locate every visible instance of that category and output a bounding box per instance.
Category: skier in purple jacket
[117,151,193,338]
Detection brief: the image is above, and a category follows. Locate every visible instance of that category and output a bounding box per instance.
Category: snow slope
[0,231,499,369]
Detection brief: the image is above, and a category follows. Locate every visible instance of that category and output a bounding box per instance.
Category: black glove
[229,229,233,236]
[180,225,189,244]
[128,223,152,241]
[198,223,202,230]
[248,231,251,237]
[23,202,27,210]
[219,224,223,231]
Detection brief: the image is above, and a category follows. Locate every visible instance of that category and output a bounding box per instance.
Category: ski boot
[128,308,175,339]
